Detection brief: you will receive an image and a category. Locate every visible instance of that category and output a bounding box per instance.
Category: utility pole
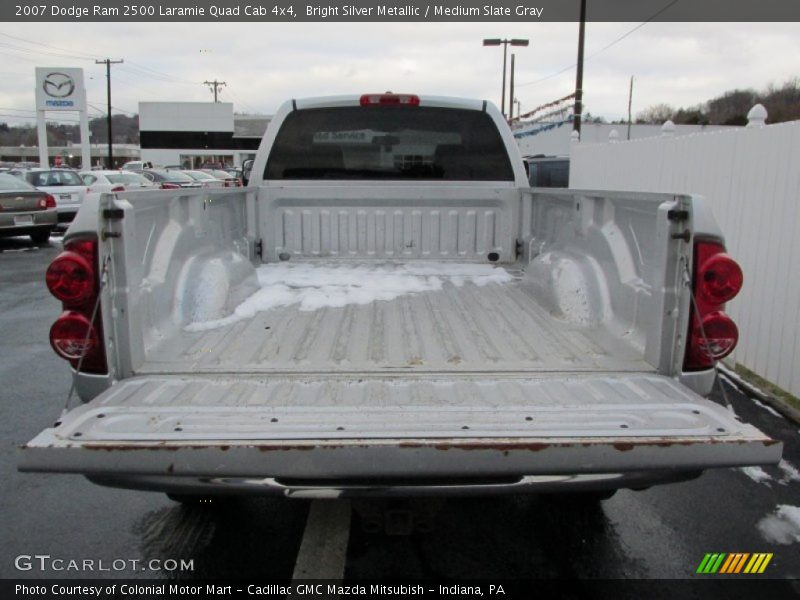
[573,0,586,138]
[96,58,123,168]
[627,76,634,140]
[204,79,227,103]
[509,53,516,123]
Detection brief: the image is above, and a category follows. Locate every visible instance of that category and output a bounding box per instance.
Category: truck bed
[139,265,650,376]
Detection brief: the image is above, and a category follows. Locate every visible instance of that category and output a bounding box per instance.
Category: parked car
[80,170,156,193]
[525,155,570,188]
[0,173,57,243]
[21,93,780,506]
[200,169,241,187]
[134,169,203,189]
[121,161,153,171]
[21,169,86,227]
[181,170,226,188]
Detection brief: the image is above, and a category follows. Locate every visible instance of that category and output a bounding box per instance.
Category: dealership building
[138,102,271,168]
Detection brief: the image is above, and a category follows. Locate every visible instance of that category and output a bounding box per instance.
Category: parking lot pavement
[1,235,798,584]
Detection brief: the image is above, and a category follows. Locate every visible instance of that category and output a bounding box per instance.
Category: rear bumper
[88,470,704,498]
[0,211,57,235]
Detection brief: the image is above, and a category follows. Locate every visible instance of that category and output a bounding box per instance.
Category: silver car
[22,169,86,227]
[0,173,57,243]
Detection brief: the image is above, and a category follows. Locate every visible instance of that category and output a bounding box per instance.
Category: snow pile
[778,460,800,485]
[738,466,773,486]
[185,261,513,332]
[756,505,800,545]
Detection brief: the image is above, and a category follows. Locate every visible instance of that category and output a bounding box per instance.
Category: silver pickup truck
[20,94,781,500]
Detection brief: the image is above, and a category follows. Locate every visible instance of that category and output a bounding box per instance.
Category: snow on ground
[738,466,773,486]
[778,460,800,485]
[756,505,800,545]
[751,397,784,419]
[186,261,514,332]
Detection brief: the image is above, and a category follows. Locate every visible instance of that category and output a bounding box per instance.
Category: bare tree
[635,103,674,124]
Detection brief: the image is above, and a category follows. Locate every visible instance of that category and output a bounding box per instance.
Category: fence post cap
[747,103,767,127]
[608,129,620,142]
[661,120,676,136]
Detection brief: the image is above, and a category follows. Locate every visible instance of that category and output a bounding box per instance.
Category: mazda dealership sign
[35,67,86,110]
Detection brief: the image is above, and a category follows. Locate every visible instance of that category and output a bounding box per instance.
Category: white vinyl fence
[570,107,800,398]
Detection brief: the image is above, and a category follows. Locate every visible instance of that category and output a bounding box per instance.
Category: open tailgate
[19,374,781,479]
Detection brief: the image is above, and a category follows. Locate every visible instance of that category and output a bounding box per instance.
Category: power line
[126,60,202,85]
[516,0,680,89]
[0,31,96,60]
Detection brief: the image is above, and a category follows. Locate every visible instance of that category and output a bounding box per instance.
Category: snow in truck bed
[139,261,652,376]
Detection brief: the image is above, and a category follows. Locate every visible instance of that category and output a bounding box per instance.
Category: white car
[21,169,86,227]
[80,170,156,193]
[121,160,153,171]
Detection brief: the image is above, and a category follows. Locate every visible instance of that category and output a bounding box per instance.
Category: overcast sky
[0,21,797,126]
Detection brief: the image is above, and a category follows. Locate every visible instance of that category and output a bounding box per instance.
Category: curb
[717,364,800,425]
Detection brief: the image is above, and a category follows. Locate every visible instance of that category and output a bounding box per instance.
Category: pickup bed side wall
[519,189,694,374]
[103,189,256,380]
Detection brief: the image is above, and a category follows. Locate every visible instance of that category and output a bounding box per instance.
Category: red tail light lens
[684,240,742,371]
[161,182,180,189]
[45,194,56,208]
[45,236,108,374]
[110,185,125,192]
[698,252,743,304]
[360,93,420,106]
[686,312,739,366]
[46,250,95,305]
[50,311,99,360]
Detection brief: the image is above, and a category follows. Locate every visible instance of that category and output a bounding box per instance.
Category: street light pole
[573,0,587,138]
[483,38,529,119]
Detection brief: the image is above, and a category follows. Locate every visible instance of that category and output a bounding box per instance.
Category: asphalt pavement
[1,235,798,590]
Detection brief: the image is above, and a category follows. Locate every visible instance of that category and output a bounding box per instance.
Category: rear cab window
[265,106,514,181]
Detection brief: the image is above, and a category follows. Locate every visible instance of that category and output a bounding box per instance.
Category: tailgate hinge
[667,209,689,222]
[101,208,123,240]
[668,208,691,243]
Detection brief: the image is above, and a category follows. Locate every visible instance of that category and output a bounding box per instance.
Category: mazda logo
[42,72,75,98]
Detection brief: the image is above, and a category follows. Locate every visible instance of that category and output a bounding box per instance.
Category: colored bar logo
[696,553,773,574]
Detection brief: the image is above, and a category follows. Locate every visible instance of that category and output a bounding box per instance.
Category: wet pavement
[1,234,798,586]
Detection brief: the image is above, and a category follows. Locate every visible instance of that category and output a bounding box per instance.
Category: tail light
[46,247,95,305]
[360,93,420,106]
[35,194,55,210]
[684,240,743,370]
[161,182,180,189]
[50,312,100,360]
[110,185,125,192]
[46,237,107,374]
